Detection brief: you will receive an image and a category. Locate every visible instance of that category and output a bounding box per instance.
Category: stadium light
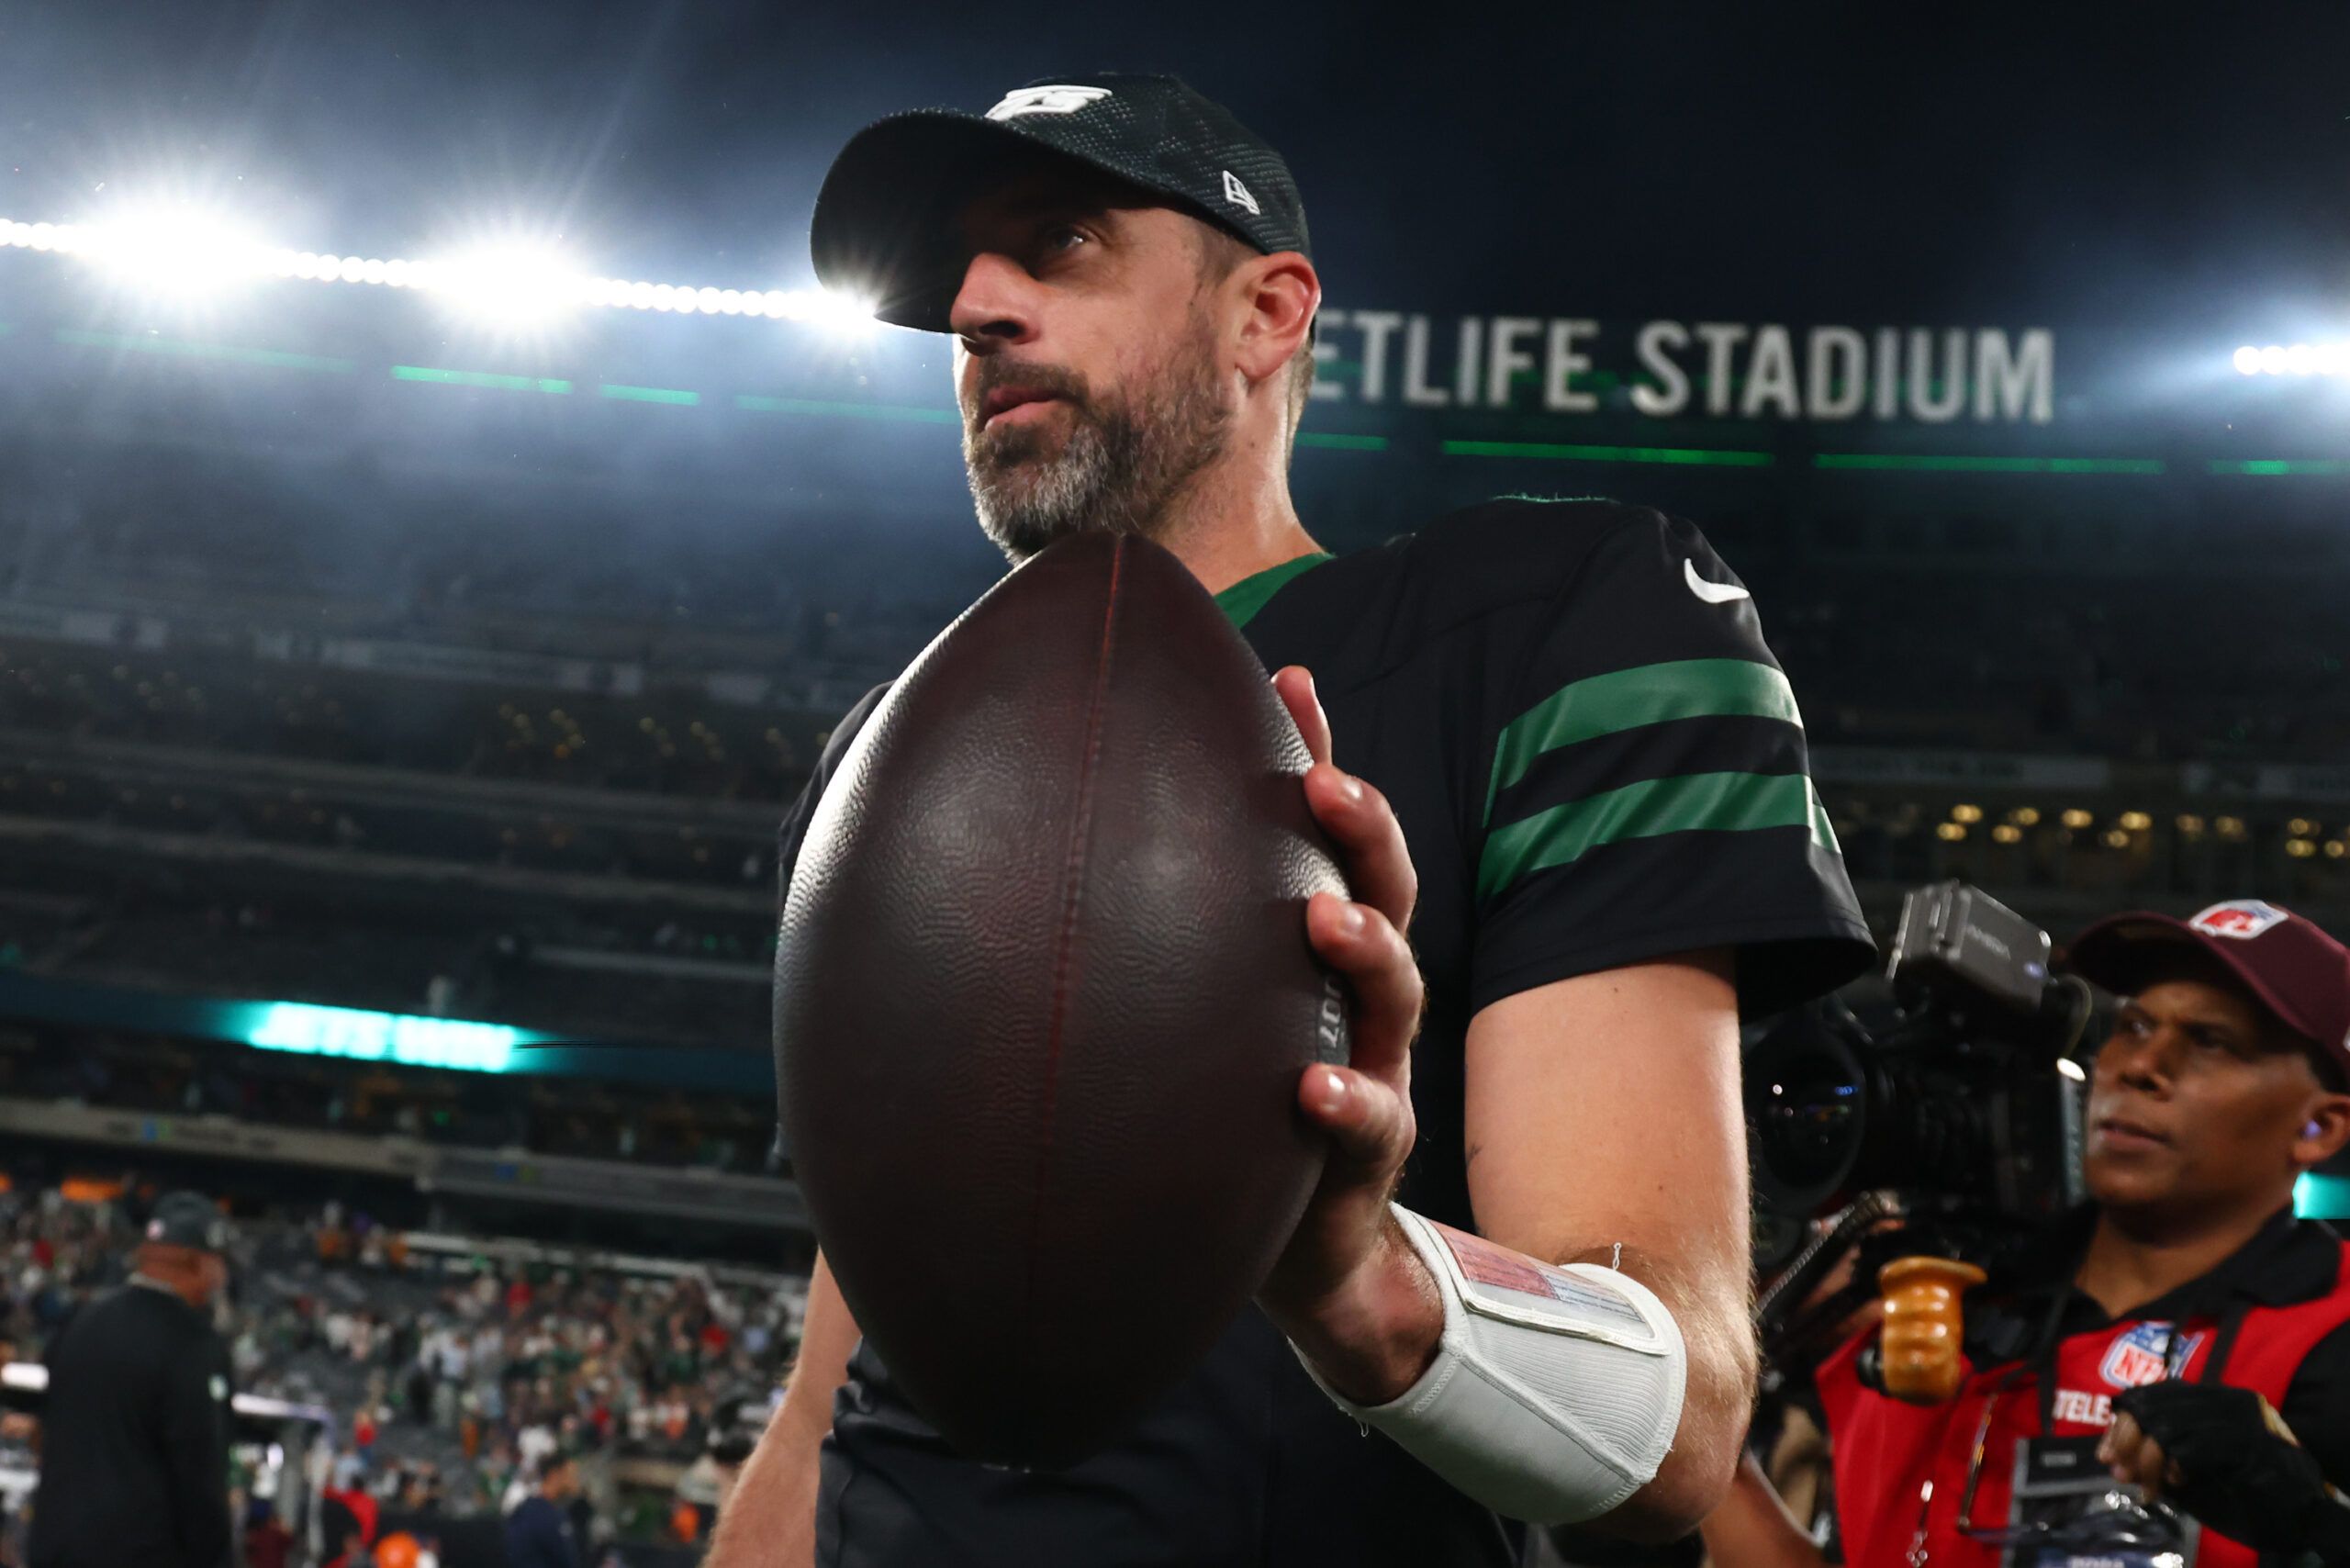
[420,244,588,327]
[1,210,880,332]
[749,287,877,331]
[2233,342,2350,376]
[77,203,272,299]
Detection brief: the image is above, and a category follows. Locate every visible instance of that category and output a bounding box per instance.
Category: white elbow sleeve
[1292,1204,1687,1526]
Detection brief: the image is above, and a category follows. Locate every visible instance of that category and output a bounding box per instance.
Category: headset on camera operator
[1707,899,2350,1568]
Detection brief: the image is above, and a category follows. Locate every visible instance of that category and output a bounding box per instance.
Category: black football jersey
[774,496,1874,1568]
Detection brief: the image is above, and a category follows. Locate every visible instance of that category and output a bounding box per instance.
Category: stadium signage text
[1309,313,2055,424]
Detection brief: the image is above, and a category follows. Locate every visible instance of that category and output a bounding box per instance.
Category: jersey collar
[1213,552,1331,631]
[1972,1204,2338,1361]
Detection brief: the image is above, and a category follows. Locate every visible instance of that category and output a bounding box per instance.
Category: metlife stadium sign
[1306,312,2054,425]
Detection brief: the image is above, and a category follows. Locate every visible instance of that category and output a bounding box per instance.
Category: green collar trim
[1213,552,1332,630]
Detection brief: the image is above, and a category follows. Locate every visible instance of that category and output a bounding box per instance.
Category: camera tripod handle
[1876,1255,1987,1404]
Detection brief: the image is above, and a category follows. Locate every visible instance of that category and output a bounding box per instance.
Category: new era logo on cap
[985,84,1113,120]
[2189,900,2290,940]
[1221,170,1260,216]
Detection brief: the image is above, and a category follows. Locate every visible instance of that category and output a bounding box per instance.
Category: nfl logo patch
[2188,900,2288,940]
[2100,1322,2202,1387]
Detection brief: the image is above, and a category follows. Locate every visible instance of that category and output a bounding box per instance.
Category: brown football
[775,532,1349,1467]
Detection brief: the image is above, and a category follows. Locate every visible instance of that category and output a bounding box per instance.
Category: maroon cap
[2067,900,2350,1073]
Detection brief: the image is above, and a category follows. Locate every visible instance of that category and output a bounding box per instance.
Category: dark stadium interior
[4,4,2350,1565]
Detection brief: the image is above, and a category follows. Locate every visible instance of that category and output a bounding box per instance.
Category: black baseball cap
[144,1190,234,1254]
[811,73,1310,333]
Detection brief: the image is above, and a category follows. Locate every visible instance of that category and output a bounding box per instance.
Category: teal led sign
[240,1002,532,1073]
[2294,1173,2350,1219]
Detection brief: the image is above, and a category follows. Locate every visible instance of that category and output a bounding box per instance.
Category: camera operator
[1707,899,2350,1567]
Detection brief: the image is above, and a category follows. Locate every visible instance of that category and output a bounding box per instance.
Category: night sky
[6,1,2347,335]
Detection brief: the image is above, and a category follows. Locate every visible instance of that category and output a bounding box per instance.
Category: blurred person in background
[1703,900,2350,1566]
[28,1191,235,1568]
[505,1452,583,1568]
[240,1497,293,1568]
[318,1486,379,1568]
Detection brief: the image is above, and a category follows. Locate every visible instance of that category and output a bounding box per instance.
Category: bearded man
[712,73,1874,1568]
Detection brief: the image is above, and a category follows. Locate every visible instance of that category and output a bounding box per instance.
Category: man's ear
[1232,250,1319,389]
[2292,1088,2350,1169]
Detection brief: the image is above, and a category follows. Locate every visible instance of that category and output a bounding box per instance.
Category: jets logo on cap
[986,84,1113,120]
[2189,900,2289,940]
[1221,170,1261,216]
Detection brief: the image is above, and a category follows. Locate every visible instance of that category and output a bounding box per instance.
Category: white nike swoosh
[1684,558,1752,604]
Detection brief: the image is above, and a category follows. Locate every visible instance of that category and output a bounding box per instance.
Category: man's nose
[947,251,1041,348]
[2103,1026,2177,1091]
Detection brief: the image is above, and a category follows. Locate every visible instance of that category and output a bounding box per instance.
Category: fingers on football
[1272,666,1332,767]
[1298,1063,1413,1171]
[1308,890,1422,1073]
[1304,765,1417,931]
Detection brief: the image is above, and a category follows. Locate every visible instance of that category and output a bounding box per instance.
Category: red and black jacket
[1818,1208,2350,1567]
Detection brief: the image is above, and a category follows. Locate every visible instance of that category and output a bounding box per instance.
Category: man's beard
[962,321,1230,563]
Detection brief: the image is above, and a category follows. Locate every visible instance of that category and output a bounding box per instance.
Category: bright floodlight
[765,287,876,332]
[6,205,890,335]
[2232,345,2261,375]
[83,205,268,297]
[2259,344,2288,375]
[423,245,588,326]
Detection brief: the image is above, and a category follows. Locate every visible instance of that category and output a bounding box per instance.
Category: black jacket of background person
[29,1280,235,1568]
[504,1494,583,1568]
[773,498,1875,1568]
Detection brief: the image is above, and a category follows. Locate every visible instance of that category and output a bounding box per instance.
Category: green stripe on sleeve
[1807,775,1841,857]
[1477,770,1830,902]
[1486,658,1801,819]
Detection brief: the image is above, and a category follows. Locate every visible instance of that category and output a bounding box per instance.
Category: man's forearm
[1698,1452,1831,1568]
[1259,1214,1441,1404]
[705,1252,859,1568]
[1593,1241,1755,1540]
[703,1402,825,1568]
[1277,1207,1723,1532]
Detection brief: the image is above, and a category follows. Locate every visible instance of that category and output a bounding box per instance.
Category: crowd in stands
[260,1202,797,1517]
[1760,563,2350,764]
[0,1181,803,1561]
[7,405,2350,774]
[0,635,830,808]
[6,541,2347,783]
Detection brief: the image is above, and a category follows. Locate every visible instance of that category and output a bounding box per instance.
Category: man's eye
[1043,224,1088,253]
